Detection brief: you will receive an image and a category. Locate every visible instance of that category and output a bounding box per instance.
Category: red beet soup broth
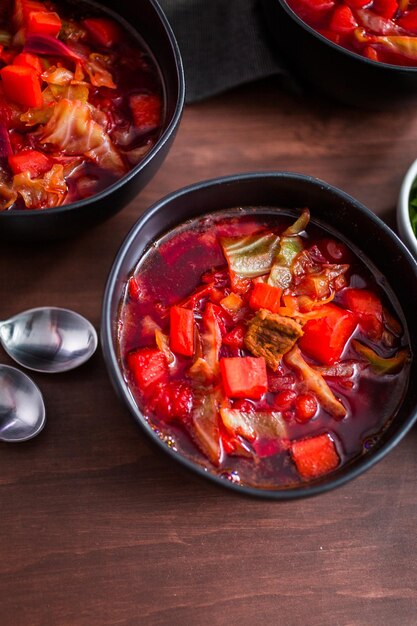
[0,0,164,211]
[118,208,410,489]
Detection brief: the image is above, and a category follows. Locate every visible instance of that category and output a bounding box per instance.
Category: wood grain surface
[0,79,416,626]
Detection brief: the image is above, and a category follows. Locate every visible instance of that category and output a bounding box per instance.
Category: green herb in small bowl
[397,159,417,259]
[410,182,417,237]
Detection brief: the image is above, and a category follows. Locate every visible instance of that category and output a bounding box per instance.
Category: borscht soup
[286,0,417,67]
[118,208,410,489]
[0,0,164,211]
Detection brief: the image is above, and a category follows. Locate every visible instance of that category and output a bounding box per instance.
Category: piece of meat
[244,309,303,371]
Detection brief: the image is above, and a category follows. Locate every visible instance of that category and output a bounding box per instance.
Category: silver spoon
[0,307,98,373]
[0,365,46,442]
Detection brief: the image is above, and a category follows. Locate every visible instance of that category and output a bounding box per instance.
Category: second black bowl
[261,0,417,108]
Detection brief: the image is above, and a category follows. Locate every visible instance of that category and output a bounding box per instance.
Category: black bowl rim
[272,0,417,73]
[0,0,185,221]
[101,170,417,500]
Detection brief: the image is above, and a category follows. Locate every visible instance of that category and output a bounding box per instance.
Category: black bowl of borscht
[101,172,417,499]
[261,0,417,108]
[0,0,184,241]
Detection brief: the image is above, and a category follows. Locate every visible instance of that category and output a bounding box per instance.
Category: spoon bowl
[0,307,98,373]
[0,365,46,442]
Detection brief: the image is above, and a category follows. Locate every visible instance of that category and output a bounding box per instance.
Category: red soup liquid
[118,208,410,490]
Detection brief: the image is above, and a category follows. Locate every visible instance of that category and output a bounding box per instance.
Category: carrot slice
[291,433,340,479]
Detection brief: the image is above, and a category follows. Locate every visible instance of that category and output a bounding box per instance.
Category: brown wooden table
[1,79,416,626]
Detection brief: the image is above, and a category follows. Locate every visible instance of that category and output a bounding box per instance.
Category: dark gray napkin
[158,0,285,102]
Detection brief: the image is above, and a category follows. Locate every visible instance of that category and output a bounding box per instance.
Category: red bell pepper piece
[27,11,62,37]
[1,65,42,108]
[220,356,268,400]
[329,5,358,32]
[83,17,121,47]
[249,282,282,313]
[343,288,383,339]
[223,323,245,349]
[170,306,195,357]
[291,433,340,479]
[13,0,45,28]
[397,8,417,32]
[372,0,398,18]
[129,93,162,132]
[364,46,379,61]
[126,348,168,395]
[147,380,193,422]
[13,52,43,74]
[299,303,357,365]
[8,150,53,177]
[345,0,371,8]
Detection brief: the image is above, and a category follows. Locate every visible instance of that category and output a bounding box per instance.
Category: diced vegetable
[329,5,358,32]
[129,94,162,132]
[13,0,46,29]
[27,11,62,37]
[148,380,193,422]
[268,236,303,289]
[290,433,340,479]
[343,288,383,339]
[170,306,195,357]
[1,65,42,108]
[83,17,121,47]
[398,8,417,32]
[220,292,243,315]
[8,150,53,177]
[352,340,409,374]
[372,0,398,19]
[220,356,268,399]
[299,303,357,365]
[126,348,168,394]
[249,282,282,313]
[284,346,347,418]
[296,264,348,300]
[222,323,245,349]
[220,408,287,441]
[221,232,281,278]
[12,52,43,73]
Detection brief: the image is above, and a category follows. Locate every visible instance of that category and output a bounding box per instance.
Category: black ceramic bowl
[101,171,417,499]
[0,0,184,242]
[261,0,417,108]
